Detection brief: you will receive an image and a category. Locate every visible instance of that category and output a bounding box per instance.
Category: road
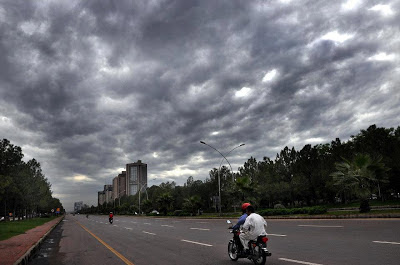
[29,214,400,265]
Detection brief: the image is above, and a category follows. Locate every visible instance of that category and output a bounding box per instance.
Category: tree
[331,154,387,212]
[157,193,174,215]
[275,147,297,206]
[183,195,202,215]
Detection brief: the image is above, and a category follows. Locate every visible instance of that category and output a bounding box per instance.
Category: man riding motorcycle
[109,212,113,223]
[239,205,268,254]
[232,203,251,230]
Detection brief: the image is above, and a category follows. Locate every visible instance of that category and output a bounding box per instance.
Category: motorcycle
[109,217,113,224]
[227,220,271,265]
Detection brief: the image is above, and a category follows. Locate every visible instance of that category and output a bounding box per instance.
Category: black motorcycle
[227,220,271,265]
[109,217,113,224]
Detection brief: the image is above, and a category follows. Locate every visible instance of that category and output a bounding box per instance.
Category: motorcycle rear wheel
[228,241,239,261]
[252,244,266,265]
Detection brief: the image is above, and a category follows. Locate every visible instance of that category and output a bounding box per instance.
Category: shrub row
[258,206,327,216]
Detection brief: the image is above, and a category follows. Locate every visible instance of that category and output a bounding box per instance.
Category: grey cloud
[1,0,399,210]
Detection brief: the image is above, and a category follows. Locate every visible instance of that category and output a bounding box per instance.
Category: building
[112,171,127,201]
[98,185,113,206]
[74,201,83,213]
[126,160,147,196]
[118,171,127,197]
[104,185,113,203]
[98,191,105,206]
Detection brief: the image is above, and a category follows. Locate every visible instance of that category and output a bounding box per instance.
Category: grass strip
[0,217,57,241]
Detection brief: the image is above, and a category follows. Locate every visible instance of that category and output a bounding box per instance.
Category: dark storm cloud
[0,0,399,209]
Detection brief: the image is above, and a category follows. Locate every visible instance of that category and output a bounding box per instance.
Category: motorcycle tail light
[262,237,268,243]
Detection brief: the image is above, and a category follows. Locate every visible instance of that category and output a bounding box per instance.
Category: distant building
[98,185,113,206]
[126,160,147,196]
[112,171,127,201]
[74,201,83,212]
[98,191,105,206]
[118,171,127,197]
[104,185,113,203]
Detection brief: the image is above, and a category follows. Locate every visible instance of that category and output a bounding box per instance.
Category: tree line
[0,139,63,220]
[86,124,399,215]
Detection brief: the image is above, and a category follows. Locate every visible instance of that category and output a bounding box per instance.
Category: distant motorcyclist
[239,205,268,254]
[231,203,251,230]
[109,212,113,223]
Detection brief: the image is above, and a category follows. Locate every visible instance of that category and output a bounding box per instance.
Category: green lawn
[0,217,57,241]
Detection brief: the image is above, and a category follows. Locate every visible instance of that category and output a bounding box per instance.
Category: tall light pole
[138,183,148,215]
[200,141,245,216]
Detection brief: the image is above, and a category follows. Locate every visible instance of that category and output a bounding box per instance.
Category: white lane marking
[373,241,400,245]
[113,225,118,227]
[196,222,208,224]
[268,234,287,237]
[142,231,156,235]
[173,221,181,223]
[131,221,137,224]
[298,225,343,228]
[144,223,151,225]
[181,239,212,247]
[161,225,174,227]
[279,258,323,265]
[190,228,210,231]
[124,227,132,230]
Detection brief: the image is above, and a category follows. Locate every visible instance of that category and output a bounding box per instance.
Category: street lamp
[219,143,245,182]
[138,183,149,215]
[200,141,245,216]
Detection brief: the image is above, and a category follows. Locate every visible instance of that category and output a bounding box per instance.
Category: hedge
[258,206,327,216]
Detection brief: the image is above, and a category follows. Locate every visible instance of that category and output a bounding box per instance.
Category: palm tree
[330,153,385,212]
[183,195,202,216]
[157,193,174,215]
[234,176,255,202]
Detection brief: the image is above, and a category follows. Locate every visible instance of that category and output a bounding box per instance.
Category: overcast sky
[1,0,399,211]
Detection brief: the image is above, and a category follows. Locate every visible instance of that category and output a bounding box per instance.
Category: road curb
[13,216,64,265]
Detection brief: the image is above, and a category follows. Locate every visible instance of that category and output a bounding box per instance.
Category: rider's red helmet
[241,203,251,211]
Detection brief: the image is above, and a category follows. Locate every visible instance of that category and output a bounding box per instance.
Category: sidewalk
[0,216,63,265]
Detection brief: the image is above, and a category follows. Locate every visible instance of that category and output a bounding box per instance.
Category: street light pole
[218,144,245,182]
[200,141,245,216]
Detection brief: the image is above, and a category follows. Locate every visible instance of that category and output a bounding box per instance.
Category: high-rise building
[104,184,113,203]
[98,185,113,206]
[112,171,127,200]
[98,191,105,206]
[126,160,147,196]
[74,201,83,212]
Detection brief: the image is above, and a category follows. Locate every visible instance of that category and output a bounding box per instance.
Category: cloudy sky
[1,0,399,211]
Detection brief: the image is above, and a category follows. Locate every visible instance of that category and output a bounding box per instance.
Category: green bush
[258,206,327,216]
[172,210,191,216]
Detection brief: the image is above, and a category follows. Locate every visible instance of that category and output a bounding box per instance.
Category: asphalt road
[29,214,400,265]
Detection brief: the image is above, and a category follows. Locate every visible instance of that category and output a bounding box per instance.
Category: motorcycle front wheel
[252,244,266,265]
[228,241,239,261]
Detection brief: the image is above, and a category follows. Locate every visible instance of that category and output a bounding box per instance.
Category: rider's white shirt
[242,213,267,239]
